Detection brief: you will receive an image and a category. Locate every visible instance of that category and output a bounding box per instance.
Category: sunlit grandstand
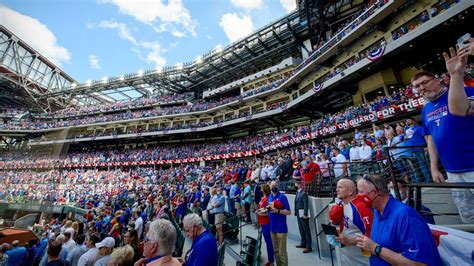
[1,0,473,265]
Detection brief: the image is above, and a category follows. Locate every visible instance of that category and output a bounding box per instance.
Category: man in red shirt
[301,152,321,195]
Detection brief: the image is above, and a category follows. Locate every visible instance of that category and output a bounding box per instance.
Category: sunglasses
[362,174,376,187]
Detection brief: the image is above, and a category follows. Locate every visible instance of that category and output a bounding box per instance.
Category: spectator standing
[330,179,373,265]
[317,154,330,179]
[294,180,312,253]
[77,234,101,266]
[331,148,347,179]
[229,181,241,216]
[404,118,430,182]
[206,187,218,228]
[388,180,435,224]
[412,71,474,223]
[211,186,226,246]
[241,181,253,223]
[199,187,210,220]
[268,181,291,266]
[134,219,181,266]
[66,234,87,266]
[134,211,144,241]
[349,141,360,162]
[123,230,142,263]
[62,232,76,252]
[355,174,442,265]
[183,213,218,266]
[256,184,274,266]
[301,152,321,194]
[252,180,263,221]
[359,141,372,162]
[46,240,69,266]
[108,246,134,266]
[0,244,8,266]
[5,240,27,266]
[93,237,114,266]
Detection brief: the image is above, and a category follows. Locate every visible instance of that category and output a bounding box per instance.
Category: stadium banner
[0,98,425,170]
[311,97,425,137]
[429,224,474,265]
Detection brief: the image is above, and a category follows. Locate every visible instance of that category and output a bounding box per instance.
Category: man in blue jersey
[183,213,217,266]
[355,174,442,266]
[268,180,291,266]
[412,71,474,223]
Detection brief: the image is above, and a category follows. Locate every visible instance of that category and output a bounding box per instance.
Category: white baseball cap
[95,237,115,249]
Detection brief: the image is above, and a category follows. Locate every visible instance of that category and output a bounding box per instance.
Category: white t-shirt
[349,147,360,161]
[359,145,372,161]
[134,217,144,238]
[332,154,347,177]
[65,227,76,240]
[338,202,370,266]
[77,247,100,266]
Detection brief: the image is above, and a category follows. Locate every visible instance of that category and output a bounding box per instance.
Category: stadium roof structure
[0,0,368,113]
[41,10,309,100]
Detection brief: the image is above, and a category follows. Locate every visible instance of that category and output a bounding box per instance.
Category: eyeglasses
[143,236,155,243]
[412,78,435,89]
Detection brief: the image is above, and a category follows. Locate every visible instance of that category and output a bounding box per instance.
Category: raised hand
[443,47,467,76]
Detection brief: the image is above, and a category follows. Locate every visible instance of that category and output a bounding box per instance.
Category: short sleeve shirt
[268,192,290,233]
[369,197,442,266]
[422,88,474,172]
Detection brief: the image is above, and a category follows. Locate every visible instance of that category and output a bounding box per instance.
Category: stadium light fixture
[195,56,203,64]
[71,82,77,88]
[156,67,163,74]
[86,80,92,87]
[102,77,108,84]
[138,70,144,77]
[176,63,184,70]
[120,75,125,81]
[215,44,223,54]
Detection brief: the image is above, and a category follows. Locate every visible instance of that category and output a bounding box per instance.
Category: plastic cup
[361,248,371,257]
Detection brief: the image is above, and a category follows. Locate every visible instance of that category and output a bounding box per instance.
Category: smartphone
[457,33,471,49]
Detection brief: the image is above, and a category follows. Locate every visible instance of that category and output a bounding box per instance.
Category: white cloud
[0,5,71,67]
[140,41,166,68]
[92,19,166,69]
[101,0,197,37]
[171,30,185,38]
[280,0,297,13]
[219,13,254,43]
[96,19,138,45]
[231,0,263,9]
[88,55,101,70]
[206,34,212,40]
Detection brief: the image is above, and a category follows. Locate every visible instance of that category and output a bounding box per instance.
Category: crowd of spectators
[0,84,424,170]
[1,106,433,204]
[0,116,439,265]
[0,108,28,117]
[0,1,402,132]
[34,93,191,119]
[295,0,389,73]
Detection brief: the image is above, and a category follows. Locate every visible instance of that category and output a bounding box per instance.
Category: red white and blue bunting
[367,45,386,62]
[313,82,324,93]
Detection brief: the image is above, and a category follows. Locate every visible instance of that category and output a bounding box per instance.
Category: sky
[0,0,297,84]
